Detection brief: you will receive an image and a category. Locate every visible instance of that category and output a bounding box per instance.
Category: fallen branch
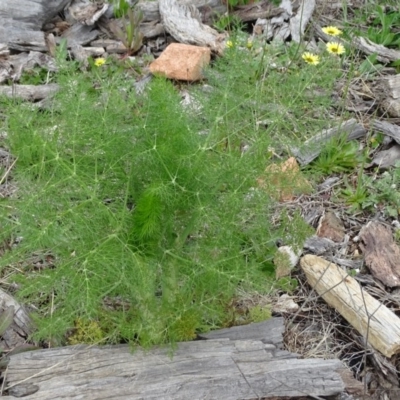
[300,254,400,357]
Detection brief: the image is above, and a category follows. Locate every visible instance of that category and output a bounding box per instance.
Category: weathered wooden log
[300,254,400,357]
[0,288,34,351]
[352,36,400,64]
[289,0,315,43]
[232,0,285,23]
[5,336,346,399]
[372,120,400,145]
[198,317,285,346]
[138,0,226,23]
[0,84,59,101]
[0,0,70,51]
[158,0,227,54]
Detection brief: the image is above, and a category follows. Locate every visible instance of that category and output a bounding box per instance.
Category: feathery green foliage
[0,37,345,347]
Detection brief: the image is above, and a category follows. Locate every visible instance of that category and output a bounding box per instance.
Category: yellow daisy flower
[326,42,345,55]
[226,40,234,48]
[301,52,320,65]
[322,26,343,37]
[94,58,106,67]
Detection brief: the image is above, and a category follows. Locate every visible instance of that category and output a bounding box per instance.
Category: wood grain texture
[372,120,400,145]
[0,84,59,101]
[0,288,34,350]
[198,317,285,346]
[158,0,226,54]
[138,0,226,23]
[0,0,71,50]
[6,338,345,399]
[359,221,400,287]
[289,0,315,43]
[300,254,400,357]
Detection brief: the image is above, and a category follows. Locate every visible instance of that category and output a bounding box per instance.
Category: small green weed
[366,6,400,47]
[310,136,365,175]
[19,68,53,85]
[340,163,400,217]
[213,14,244,32]
[341,175,370,211]
[111,0,130,18]
[109,7,144,55]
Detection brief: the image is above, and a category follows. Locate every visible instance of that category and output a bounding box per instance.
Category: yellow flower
[226,40,234,48]
[246,41,253,49]
[322,26,343,37]
[94,58,106,67]
[326,42,345,55]
[301,52,320,65]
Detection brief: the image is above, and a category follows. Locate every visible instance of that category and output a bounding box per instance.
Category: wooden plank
[5,339,345,399]
[300,254,400,357]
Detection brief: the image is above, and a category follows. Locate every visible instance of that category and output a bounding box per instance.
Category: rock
[149,43,210,81]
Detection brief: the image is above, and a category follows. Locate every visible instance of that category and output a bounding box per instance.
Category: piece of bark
[68,0,109,26]
[289,0,316,43]
[0,0,71,51]
[232,0,285,23]
[253,18,290,41]
[137,0,226,23]
[326,257,363,270]
[4,52,58,83]
[0,288,34,350]
[61,23,100,47]
[140,21,166,39]
[300,254,400,357]
[367,144,400,169]
[198,317,284,346]
[158,0,226,55]
[0,84,59,101]
[372,120,400,145]
[352,36,400,64]
[304,235,337,255]
[273,294,299,314]
[5,338,345,399]
[44,33,57,57]
[375,74,400,118]
[316,211,345,243]
[359,221,400,288]
[291,118,367,165]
